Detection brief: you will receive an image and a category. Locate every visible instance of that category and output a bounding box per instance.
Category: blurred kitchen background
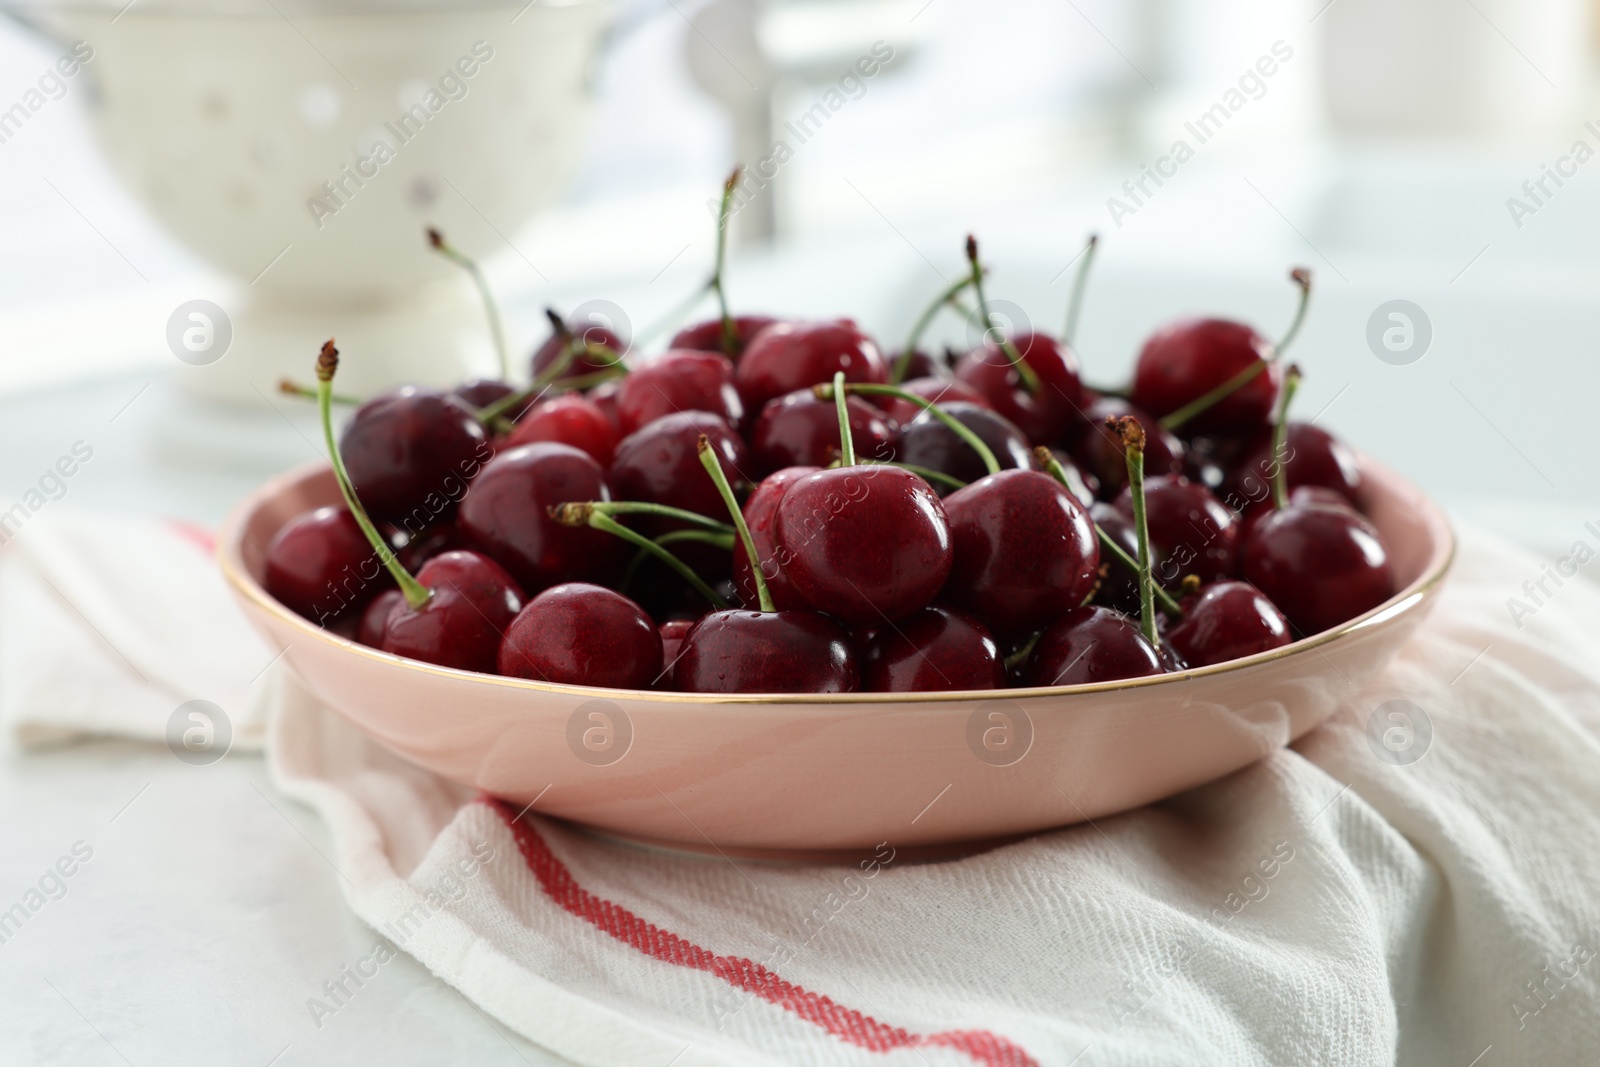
[0,0,1595,550]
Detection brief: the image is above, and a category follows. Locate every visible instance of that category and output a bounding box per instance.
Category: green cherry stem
[817,381,999,476]
[429,227,508,381]
[698,434,773,612]
[894,272,978,384]
[1270,364,1303,511]
[549,501,733,536]
[831,371,856,466]
[1160,267,1312,431]
[1061,233,1098,348]
[966,234,1039,395]
[1033,446,1181,619]
[630,166,744,352]
[713,165,741,357]
[474,311,627,427]
[550,504,729,609]
[280,378,359,406]
[1115,416,1158,646]
[315,341,431,610]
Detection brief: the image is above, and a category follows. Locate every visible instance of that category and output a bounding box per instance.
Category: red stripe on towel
[486,798,1037,1067]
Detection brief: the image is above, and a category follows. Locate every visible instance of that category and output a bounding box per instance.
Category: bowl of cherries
[221,196,1453,860]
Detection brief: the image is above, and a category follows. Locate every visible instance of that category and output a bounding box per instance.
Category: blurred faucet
[686,0,921,243]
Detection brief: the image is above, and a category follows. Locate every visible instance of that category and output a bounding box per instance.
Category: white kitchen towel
[8,512,1600,1064]
[0,513,274,750]
[263,526,1600,1067]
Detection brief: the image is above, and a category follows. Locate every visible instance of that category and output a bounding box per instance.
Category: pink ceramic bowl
[220,458,1453,861]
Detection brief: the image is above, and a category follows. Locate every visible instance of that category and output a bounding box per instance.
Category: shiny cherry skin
[1164,580,1291,667]
[1131,319,1281,436]
[749,390,896,475]
[1114,475,1239,590]
[657,618,697,687]
[1242,503,1394,637]
[1088,501,1141,616]
[586,379,624,433]
[675,609,859,693]
[734,320,889,414]
[1237,485,1356,544]
[886,349,944,382]
[498,582,662,688]
[896,402,1032,489]
[861,606,1004,692]
[615,350,744,436]
[877,376,989,425]
[531,317,624,380]
[453,378,534,422]
[457,442,623,592]
[1023,606,1164,686]
[669,315,780,360]
[380,550,524,674]
[506,394,620,467]
[609,411,751,526]
[1227,422,1362,513]
[357,588,403,647]
[1043,448,1099,508]
[942,469,1099,635]
[732,466,818,611]
[340,386,490,524]
[954,331,1083,445]
[1069,399,1185,497]
[775,466,952,624]
[264,505,387,624]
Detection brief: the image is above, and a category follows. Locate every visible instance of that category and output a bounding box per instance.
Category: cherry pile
[264,179,1395,694]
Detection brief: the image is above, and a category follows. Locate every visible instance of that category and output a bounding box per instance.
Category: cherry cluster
[263,181,1394,694]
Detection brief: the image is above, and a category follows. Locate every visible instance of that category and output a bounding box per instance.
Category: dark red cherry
[657,618,697,687]
[505,394,620,467]
[669,315,779,360]
[1164,580,1291,667]
[1043,448,1099,508]
[942,468,1099,635]
[452,378,508,408]
[674,609,859,693]
[861,606,1004,692]
[340,386,490,525]
[530,315,623,380]
[1069,399,1185,497]
[896,402,1032,489]
[457,442,623,592]
[1023,605,1164,686]
[615,350,744,435]
[734,320,889,414]
[954,331,1083,444]
[1242,504,1394,636]
[388,520,458,572]
[1236,485,1357,544]
[265,505,387,624]
[498,583,662,688]
[1114,475,1238,589]
[1088,501,1140,616]
[877,376,989,425]
[749,390,896,475]
[888,349,943,382]
[587,378,624,433]
[775,466,952,624]
[1131,319,1281,435]
[357,588,403,647]
[732,466,818,610]
[1227,422,1362,513]
[609,411,751,526]
[380,550,524,674]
